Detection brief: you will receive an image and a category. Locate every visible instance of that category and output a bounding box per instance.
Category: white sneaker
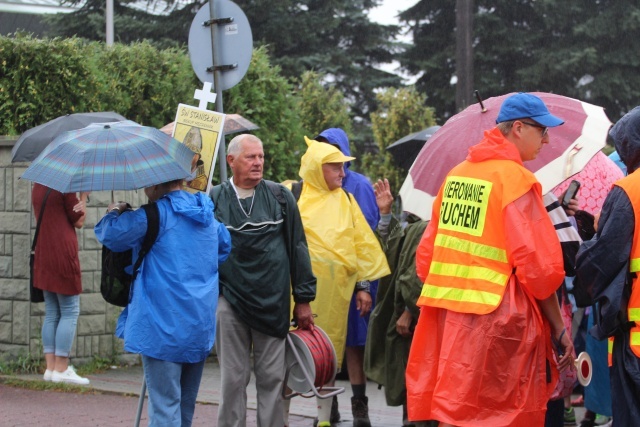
[51,367,90,385]
[43,369,53,382]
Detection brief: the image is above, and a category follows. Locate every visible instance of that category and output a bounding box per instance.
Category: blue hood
[165,190,214,227]
[317,128,352,169]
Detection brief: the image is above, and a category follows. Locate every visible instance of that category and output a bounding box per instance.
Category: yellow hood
[298,136,355,191]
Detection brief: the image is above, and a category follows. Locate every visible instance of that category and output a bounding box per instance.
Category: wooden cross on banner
[194,82,217,110]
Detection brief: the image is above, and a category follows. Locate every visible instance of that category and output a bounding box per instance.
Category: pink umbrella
[400,92,612,220]
[552,151,624,214]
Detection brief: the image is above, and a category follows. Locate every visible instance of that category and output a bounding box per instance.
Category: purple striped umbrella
[20,120,195,193]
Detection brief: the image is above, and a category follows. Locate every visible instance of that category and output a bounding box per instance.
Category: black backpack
[100,203,160,307]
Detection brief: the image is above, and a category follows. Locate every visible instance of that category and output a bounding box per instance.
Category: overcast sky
[368,0,417,25]
[368,0,418,81]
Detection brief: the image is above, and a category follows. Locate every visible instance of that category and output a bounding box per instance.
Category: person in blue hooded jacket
[315,128,381,426]
[95,178,231,427]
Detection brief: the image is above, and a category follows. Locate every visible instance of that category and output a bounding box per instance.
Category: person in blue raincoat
[95,178,231,427]
[574,106,640,426]
[315,128,380,425]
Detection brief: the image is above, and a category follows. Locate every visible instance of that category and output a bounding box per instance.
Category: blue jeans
[142,355,206,427]
[42,291,80,357]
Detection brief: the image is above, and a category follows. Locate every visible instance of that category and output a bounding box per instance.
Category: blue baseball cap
[496,93,564,127]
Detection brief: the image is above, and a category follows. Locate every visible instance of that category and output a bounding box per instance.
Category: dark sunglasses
[519,120,548,137]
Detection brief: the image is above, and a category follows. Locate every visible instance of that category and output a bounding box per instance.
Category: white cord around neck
[230,178,256,217]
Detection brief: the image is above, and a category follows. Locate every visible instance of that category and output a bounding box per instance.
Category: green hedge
[0,34,197,135]
[1,35,100,135]
[1,35,417,184]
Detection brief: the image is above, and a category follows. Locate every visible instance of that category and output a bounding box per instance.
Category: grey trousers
[216,296,286,427]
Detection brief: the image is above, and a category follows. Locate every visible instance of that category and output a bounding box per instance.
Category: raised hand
[374,178,393,215]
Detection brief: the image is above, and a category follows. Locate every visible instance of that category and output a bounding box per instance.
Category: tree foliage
[43,0,197,49]
[0,35,101,135]
[0,34,195,135]
[232,0,403,119]
[362,86,436,193]
[294,71,352,142]
[224,46,305,182]
[89,41,198,128]
[399,1,640,122]
[45,0,404,123]
[0,37,312,184]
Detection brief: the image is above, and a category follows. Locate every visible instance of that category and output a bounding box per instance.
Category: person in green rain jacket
[364,179,433,427]
[210,134,316,427]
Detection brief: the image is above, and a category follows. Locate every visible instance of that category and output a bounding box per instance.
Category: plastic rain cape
[288,138,390,365]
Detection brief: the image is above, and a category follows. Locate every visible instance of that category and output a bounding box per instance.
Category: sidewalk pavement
[1,359,590,426]
[1,358,402,427]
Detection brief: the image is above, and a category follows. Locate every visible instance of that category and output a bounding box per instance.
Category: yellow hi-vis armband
[439,176,492,237]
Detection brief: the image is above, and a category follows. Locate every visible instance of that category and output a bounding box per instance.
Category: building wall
[0,136,148,363]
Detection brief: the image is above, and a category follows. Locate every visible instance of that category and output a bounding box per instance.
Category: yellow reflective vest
[417,158,539,314]
[613,173,640,359]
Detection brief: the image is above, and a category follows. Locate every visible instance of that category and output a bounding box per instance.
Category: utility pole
[106,0,114,46]
[455,0,474,112]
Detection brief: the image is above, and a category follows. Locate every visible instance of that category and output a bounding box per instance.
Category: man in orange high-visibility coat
[574,106,640,425]
[406,93,575,427]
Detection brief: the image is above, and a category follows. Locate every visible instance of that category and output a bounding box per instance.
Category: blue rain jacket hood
[315,128,380,229]
[95,190,231,363]
[317,128,352,167]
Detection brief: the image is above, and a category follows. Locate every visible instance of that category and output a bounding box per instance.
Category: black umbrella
[11,111,128,162]
[386,126,441,170]
[159,113,260,137]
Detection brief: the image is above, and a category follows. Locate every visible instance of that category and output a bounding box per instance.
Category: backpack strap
[265,180,287,207]
[32,188,52,253]
[290,181,303,202]
[131,202,160,281]
[210,185,222,211]
[342,187,351,203]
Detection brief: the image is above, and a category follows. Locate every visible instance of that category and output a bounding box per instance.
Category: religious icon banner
[172,104,226,194]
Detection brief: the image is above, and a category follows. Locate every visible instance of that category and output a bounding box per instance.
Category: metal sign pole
[208,0,227,182]
[190,0,253,184]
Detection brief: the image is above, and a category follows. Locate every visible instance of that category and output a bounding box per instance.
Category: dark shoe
[579,417,595,427]
[331,395,341,423]
[351,396,371,427]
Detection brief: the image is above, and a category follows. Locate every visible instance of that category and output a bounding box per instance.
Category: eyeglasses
[519,120,548,137]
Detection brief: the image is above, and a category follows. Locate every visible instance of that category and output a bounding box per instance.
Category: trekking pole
[134,378,146,427]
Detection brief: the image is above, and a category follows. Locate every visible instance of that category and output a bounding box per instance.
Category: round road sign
[188,0,253,90]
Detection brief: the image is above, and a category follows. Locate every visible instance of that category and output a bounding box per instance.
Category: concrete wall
[0,136,148,363]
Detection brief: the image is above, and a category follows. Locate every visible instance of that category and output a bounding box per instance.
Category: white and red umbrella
[400,92,612,220]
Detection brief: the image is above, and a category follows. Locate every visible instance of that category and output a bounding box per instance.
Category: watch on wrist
[355,280,371,293]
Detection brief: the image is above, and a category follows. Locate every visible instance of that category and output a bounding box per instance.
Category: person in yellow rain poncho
[286,137,390,427]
